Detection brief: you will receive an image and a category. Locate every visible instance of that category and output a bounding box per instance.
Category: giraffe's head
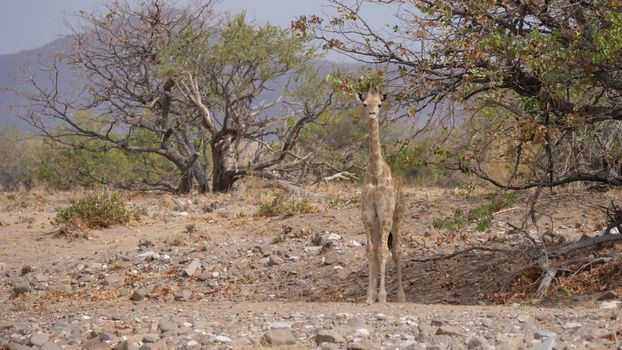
[356,88,387,120]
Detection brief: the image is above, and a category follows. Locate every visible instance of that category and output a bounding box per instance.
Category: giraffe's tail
[388,232,393,250]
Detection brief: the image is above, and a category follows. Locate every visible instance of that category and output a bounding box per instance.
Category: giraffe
[356,88,405,304]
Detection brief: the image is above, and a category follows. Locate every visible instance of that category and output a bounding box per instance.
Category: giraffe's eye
[378,104,382,108]
[363,103,367,107]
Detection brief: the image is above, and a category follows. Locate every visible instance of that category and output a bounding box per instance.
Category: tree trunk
[176,167,194,194]
[211,141,236,192]
[193,161,210,193]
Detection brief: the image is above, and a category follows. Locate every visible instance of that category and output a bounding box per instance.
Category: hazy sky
[0,0,395,56]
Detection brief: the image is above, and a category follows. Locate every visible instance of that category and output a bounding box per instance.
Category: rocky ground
[1,184,621,349]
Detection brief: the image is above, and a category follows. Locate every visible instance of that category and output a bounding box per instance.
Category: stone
[349,339,377,350]
[99,332,117,342]
[348,240,362,247]
[268,255,284,266]
[130,290,145,301]
[12,282,30,294]
[261,328,297,346]
[562,322,581,330]
[0,321,15,331]
[7,343,31,350]
[538,338,556,350]
[103,273,122,286]
[430,319,443,327]
[158,319,179,333]
[186,340,200,349]
[534,330,557,339]
[354,328,371,338]
[319,343,340,350]
[41,342,62,350]
[256,245,272,257]
[270,322,293,329]
[142,334,160,343]
[212,335,232,343]
[517,314,529,323]
[600,300,621,309]
[315,330,346,345]
[435,326,464,337]
[326,233,341,241]
[114,340,139,350]
[184,259,201,277]
[197,271,211,281]
[597,290,619,301]
[34,273,49,282]
[467,335,489,349]
[323,255,339,265]
[137,251,160,261]
[30,333,49,346]
[174,289,192,301]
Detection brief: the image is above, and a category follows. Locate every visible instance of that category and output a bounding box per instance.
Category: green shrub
[53,189,138,229]
[255,191,313,217]
[433,193,517,231]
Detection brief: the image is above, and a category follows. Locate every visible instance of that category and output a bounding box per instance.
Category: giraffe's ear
[381,94,387,102]
[356,92,364,103]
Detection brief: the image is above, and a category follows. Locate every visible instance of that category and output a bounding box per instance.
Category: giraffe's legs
[377,220,392,303]
[363,219,378,304]
[391,230,405,302]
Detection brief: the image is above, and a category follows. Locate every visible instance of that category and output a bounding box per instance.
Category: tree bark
[211,137,236,192]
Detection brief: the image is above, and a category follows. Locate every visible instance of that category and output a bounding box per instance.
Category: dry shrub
[53,188,138,229]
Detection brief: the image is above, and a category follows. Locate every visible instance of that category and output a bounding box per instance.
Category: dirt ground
[1,183,621,349]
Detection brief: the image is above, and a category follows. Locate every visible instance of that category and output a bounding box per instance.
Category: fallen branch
[321,171,359,183]
[409,246,515,263]
[551,234,622,257]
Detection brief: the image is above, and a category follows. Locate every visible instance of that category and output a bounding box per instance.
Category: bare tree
[295,0,622,190]
[13,0,332,193]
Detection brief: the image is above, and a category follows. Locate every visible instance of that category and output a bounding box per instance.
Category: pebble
[158,320,179,333]
[349,339,377,350]
[130,290,145,301]
[103,273,122,285]
[600,300,621,309]
[562,322,581,330]
[184,259,201,276]
[466,335,488,349]
[142,334,160,343]
[315,329,346,345]
[534,330,557,339]
[29,333,50,346]
[174,290,192,301]
[436,325,464,336]
[212,335,232,343]
[12,282,30,294]
[261,328,297,346]
[41,342,62,350]
[268,255,284,266]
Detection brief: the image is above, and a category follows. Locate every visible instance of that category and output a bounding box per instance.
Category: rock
[12,282,30,294]
[467,335,489,349]
[349,339,378,350]
[435,326,464,337]
[517,314,529,323]
[30,333,49,346]
[114,340,139,350]
[268,255,284,266]
[99,332,117,342]
[325,233,341,241]
[348,240,362,247]
[33,273,49,282]
[137,251,160,261]
[260,328,297,346]
[103,273,122,286]
[597,290,619,301]
[354,328,371,338]
[600,300,621,309]
[257,245,272,257]
[538,337,556,350]
[212,335,232,343]
[158,319,179,333]
[0,321,15,331]
[142,334,160,343]
[130,290,145,301]
[270,322,293,329]
[534,330,557,339]
[174,289,192,301]
[323,255,339,265]
[197,271,211,281]
[7,343,31,350]
[315,330,346,345]
[41,342,62,350]
[319,343,340,350]
[430,319,443,327]
[562,322,581,330]
[184,259,201,277]
[186,340,200,349]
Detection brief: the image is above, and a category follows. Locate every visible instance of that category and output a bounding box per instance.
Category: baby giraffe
[356,88,405,303]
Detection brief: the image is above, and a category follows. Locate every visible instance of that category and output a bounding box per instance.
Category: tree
[296,0,622,190]
[14,0,331,193]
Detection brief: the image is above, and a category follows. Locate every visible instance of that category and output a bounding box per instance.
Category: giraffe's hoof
[397,291,406,303]
[365,297,375,305]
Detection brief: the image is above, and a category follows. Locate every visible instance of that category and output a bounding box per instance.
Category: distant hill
[0,37,74,130]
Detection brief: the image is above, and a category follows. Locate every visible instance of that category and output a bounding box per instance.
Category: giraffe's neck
[367,116,384,177]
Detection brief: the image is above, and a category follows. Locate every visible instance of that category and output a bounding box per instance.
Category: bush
[433,193,517,232]
[255,191,313,217]
[53,188,138,229]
